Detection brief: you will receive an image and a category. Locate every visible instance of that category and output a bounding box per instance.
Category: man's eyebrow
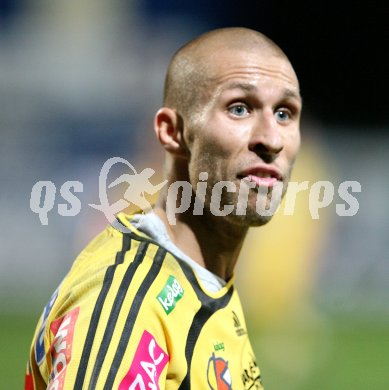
[221,82,302,102]
[282,88,302,103]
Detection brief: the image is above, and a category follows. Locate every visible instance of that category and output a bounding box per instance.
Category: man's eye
[275,109,290,122]
[228,104,249,117]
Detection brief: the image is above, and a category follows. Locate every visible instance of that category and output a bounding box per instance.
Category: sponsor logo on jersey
[213,341,225,352]
[207,352,232,390]
[34,287,59,365]
[232,310,246,337]
[119,330,169,390]
[156,275,184,314]
[47,306,79,390]
[24,362,34,390]
[241,354,263,389]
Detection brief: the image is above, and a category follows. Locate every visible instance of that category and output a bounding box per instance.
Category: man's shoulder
[64,214,181,292]
[72,213,159,268]
[48,217,171,318]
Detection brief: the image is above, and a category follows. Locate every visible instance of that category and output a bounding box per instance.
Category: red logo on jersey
[47,307,79,390]
[207,352,232,390]
[24,363,34,390]
[119,330,169,390]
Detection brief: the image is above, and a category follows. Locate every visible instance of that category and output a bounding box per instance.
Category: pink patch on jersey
[47,306,79,390]
[24,370,34,390]
[119,330,169,390]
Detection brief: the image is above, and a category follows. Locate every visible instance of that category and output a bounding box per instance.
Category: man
[25,27,301,389]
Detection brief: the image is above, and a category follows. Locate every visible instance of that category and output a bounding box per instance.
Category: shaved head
[155,26,302,231]
[163,27,289,119]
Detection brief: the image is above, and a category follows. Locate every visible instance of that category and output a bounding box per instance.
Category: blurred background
[1,0,388,388]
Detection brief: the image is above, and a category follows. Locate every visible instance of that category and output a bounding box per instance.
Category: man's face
[184,48,302,226]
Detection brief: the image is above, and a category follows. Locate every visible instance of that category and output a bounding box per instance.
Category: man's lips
[238,165,282,187]
[245,175,278,187]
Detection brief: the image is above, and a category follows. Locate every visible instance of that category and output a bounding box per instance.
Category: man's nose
[248,109,283,161]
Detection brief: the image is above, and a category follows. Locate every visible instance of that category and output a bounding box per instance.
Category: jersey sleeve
[25,230,171,390]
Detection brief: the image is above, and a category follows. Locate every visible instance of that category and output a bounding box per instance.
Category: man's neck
[153,204,248,281]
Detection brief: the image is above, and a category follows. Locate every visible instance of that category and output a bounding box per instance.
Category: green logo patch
[157,275,184,314]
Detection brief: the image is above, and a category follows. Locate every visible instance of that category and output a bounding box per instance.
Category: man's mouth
[243,174,278,187]
[238,165,282,188]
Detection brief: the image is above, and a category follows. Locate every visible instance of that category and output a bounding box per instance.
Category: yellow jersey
[25,213,263,389]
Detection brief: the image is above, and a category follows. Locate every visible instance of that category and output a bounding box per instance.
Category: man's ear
[154,107,189,158]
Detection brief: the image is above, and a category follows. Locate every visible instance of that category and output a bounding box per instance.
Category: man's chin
[223,209,275,227]
[247,213,274,227]
[235,192,280,226]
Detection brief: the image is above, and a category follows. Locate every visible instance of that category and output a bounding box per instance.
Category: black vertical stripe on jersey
[103,246,167,390]
[177,290,234,390]
[175,258,234,390]
[88,240,150,390]
[176,255,220,302]
[74,233,132,390]
[113,219,236,389]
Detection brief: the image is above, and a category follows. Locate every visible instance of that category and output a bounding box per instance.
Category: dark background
[139,0,388,127]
